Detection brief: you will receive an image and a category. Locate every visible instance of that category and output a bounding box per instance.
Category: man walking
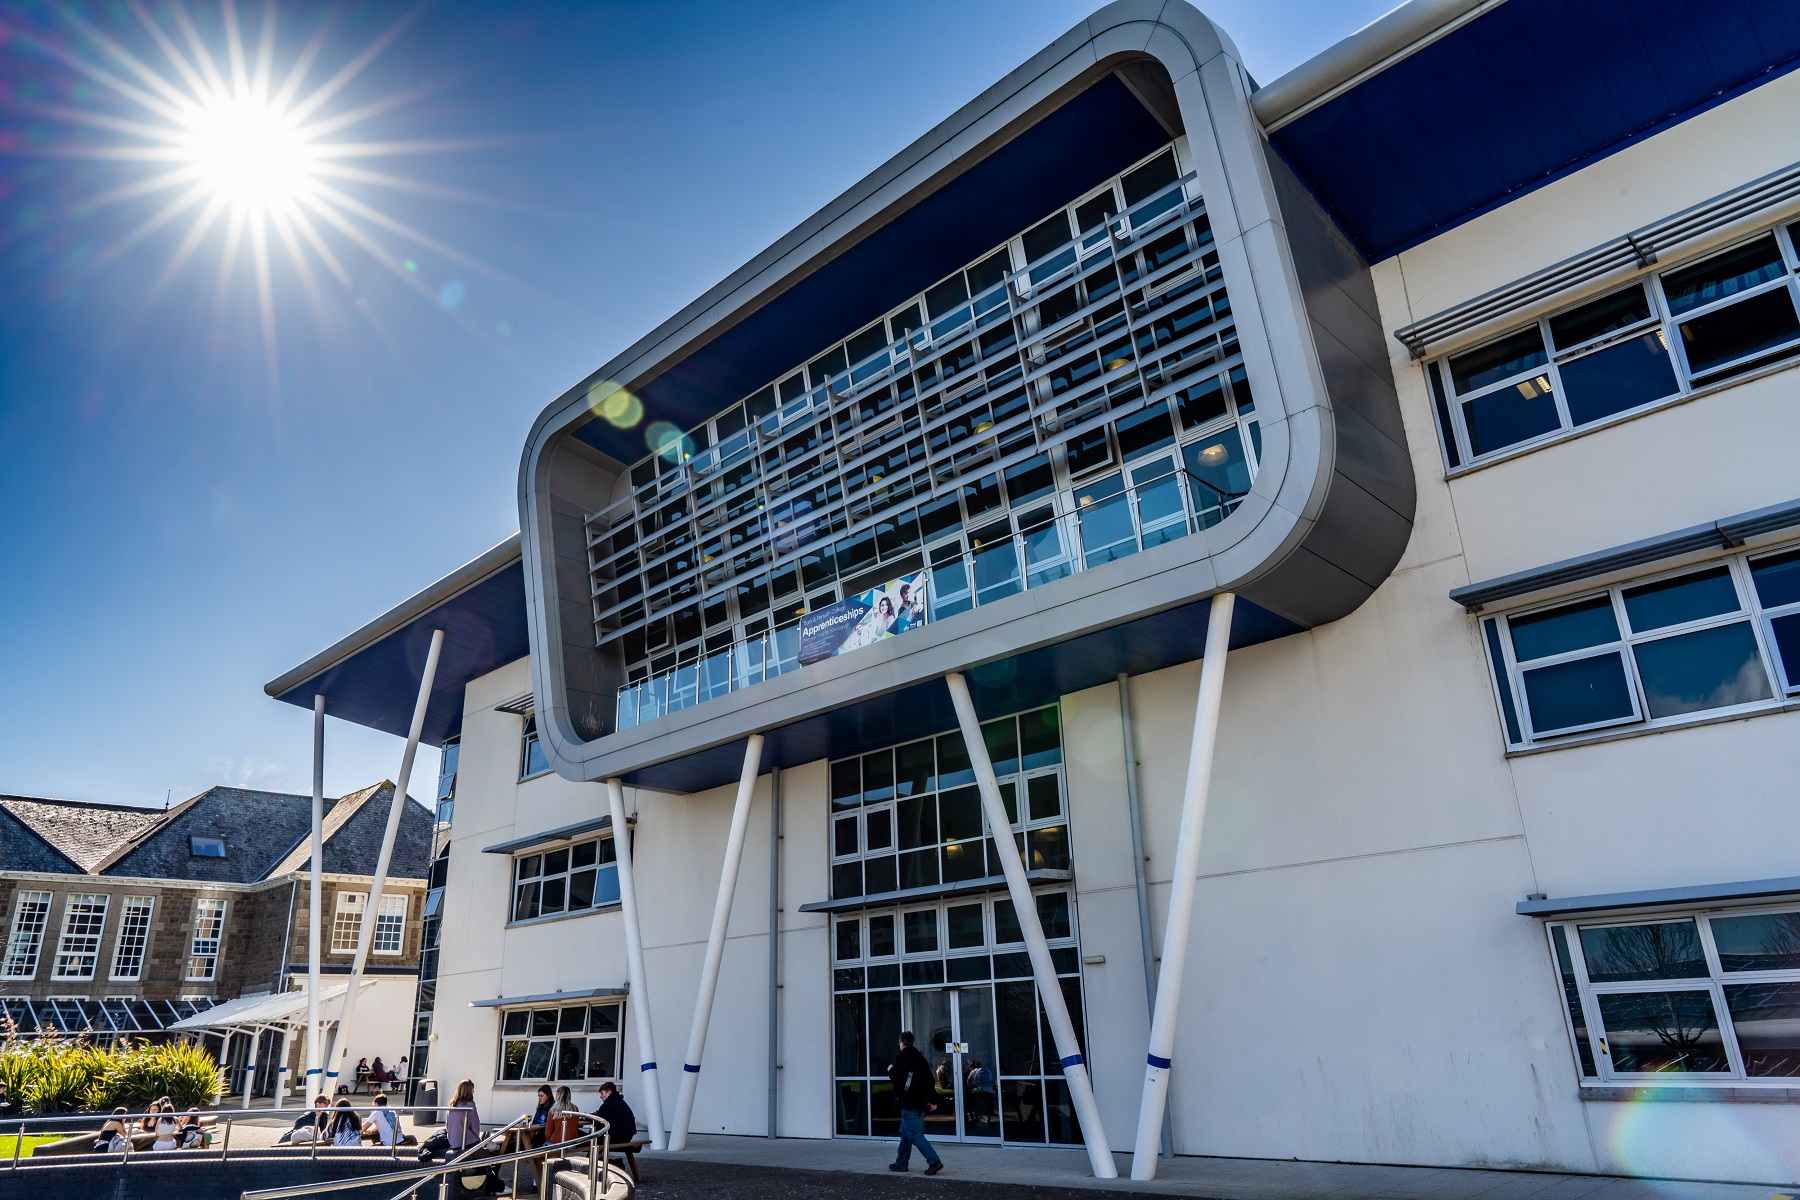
[886,1031,944,1175]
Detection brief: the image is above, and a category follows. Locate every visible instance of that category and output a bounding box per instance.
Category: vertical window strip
[1481,617,1523,745]
[2,891,53,979]
[187,898,227,982]
[373,894,409,955]
[1427,360,1461,470]
[52,893,110,980]
[109,896,155,982]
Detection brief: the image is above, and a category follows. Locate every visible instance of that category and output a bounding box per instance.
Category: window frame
[52,893,111,981]
[331,891,367,955]
[3,890,55,980]
[372,893,409,956]
[109,895,155,982]
[186,897,227,983]
[495,998,625,1084]
[1545,902,1800,1087]
[508,834,621,926]
[1482,546,1796,751]
[519,714,552,781]
[1429,221,1800,469]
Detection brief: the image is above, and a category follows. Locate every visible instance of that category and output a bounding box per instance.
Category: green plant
[0,1037,223,1113]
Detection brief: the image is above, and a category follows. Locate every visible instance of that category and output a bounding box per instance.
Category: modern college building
[268,0,1800,1184]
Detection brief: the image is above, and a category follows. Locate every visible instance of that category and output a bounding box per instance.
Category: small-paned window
[1482,548,1793,750]
[52,894,110,980]
[1428,223,1800,467]
[511,835,621,923]
[332,892,366,954]
[190,836,226,858]
[109,896,155,982]
[3,891,54,979]
[187,898,227,982]
[520,715,551,780]
[1546,906,1800,1084]
[498,1000,624,1082]
[373,894,409,956]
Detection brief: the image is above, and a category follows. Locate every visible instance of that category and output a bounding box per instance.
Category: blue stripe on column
[1146,1053,1171,1069]
[640,1062,657,1072]
[683,1063,701,1073]
[305,1068,323,1076]
[1059,1054,1084,1068]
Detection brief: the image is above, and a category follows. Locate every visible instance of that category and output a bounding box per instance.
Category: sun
[178,90,315,215]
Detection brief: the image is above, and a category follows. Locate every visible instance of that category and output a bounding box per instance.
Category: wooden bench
[608,1137,650,1183]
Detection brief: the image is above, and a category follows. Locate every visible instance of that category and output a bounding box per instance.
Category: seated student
[139,1097,172,1134]
[150,1110,180,1152]
[94,1107,131,1153]
[419,1079,481,1162]
[370,1056,387,1086]
[361,1093,401,1147]
[328,1098,363,1147]
[281,1095,332,1143]
[179,1108,206,1149]
[593,1081,637,1143]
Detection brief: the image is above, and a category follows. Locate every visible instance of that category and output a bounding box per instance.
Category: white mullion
[1560,922,1610,1079]
[1536,316,1576,433]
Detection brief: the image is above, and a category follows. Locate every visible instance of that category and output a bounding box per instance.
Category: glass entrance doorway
[906,987,1000,1141]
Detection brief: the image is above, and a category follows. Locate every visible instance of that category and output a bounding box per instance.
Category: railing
[615,462,1246,730]
[239,1111,630,1200]
[3,1103,465,1170]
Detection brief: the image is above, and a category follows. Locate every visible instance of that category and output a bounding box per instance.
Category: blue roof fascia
[1268,0,1800,261]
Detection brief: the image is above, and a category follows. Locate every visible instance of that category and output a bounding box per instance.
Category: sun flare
[179,91,315,214]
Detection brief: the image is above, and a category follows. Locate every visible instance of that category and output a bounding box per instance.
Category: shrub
[94,1041,224,1110]
[0,1036,223,1113]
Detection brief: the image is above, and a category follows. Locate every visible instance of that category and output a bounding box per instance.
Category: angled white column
[947,673,1117,1179]
[306,694,326,1105]
[1131,592,1235,1180]
[324,627,443,1086]
[667,733,764,1151]
[275,1027,292,1108]
[607,777,666,1150]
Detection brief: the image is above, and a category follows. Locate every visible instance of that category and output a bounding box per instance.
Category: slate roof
[0,796,165,873]
[0,783,430,882]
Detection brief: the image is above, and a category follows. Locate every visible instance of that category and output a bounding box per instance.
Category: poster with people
[798,571,929,664]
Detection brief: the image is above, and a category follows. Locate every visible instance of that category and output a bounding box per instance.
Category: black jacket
[887,1045,936,1112]
[595,1093,637,1141]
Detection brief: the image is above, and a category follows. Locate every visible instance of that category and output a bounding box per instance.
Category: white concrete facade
[415,58,1800,1186]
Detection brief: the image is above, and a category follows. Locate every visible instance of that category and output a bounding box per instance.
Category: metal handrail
[4,1103,449,1171]
[612,460,1248,726]
[238,1112,625,1200]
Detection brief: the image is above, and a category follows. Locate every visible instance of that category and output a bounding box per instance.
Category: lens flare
[646,420,690,462]
[178,91,314,215]
[587,382,642,428]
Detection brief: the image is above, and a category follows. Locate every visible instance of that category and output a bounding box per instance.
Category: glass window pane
[531,1009,560,1037]
[587,1037,617,1080]
[1509,597,1620,661]
[1021,212,1073,265]
[896,795,938,850]
[925,274,969,320]
[502,1040,527,1080]
[558,1037,586,1080]
[865,808,892,852]
[1019,707,1061,769]
[1622,567,1740,632]
[868,914,896,958]
[833,861,863,900]
[558,1006,586,1034]
[1595,991,1728,1073]
[937,732,974,788]
[1122,151,1178,207]
[1550,928,1597,1077]
[903,910,939,954]
[1115,404,1176,462]
[568,870,596,910]
[1004,455,1056,507]
[868,990,902,1076]
[994,898,1022,945]
[865,855,897,895]
[967,250,1011,297]
[899,849,939,889]
[541,876,566,913]
[942,839,986,883]
[1449,327,1547,394]
[1035,892,1072,940]
[1578,920,1707,982]
[835,816,859,857]
[1550,286,1653,350]
[835,992,866,1077]
[836,918,861,962]
[1679,288,1800,377]
[1027,775,1062,821]
[522,1040,554,1079]
[1460,375,1560,457]
[1724,982,1800,1076]
[1662,235,1787,315]
[570,841,598,869]
[983,718,1020,777]
[830,759,861,807]
[1712,911,1800,972]
[1182,428,1251,507]
[1558,333,1679,426]
[1631,622,1772,718]
[863,750,895,802]
[946,903,985,949]
[1175,374,1229,431]
[543,848,570,876]
[1026,825,1070,872]
[503,1011,530,1037]
[1769,613,1800,692]
[996,981,1041,1076]
[894,740,935,797]
[589,1004,620,1033]
[1751,548,1800,609]
[938,786,982,842]
[1520,652,1635,734]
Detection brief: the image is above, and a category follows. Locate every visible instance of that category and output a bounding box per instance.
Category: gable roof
[0,796,166,874]
[264,781,432,881]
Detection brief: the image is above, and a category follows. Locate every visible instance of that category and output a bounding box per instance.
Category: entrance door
[904,988,1000,1142]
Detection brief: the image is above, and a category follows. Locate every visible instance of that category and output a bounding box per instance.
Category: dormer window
[189,836,226,858]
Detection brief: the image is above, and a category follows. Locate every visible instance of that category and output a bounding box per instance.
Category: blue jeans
[895,1107,940,1167]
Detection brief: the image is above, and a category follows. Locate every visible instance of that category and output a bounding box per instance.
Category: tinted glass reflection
[1558,333,1679,426]
[1510,595,1620,659]
[1712,911,1800,972]
[1461,375,1559,456]
[1632,622,1771,717]
[1550,286,1653,349]
[1662,236,1786,315]
[1680,288,1800,376]
[1450,327,1547,393]
[1723,982,1800,1076]
[1521,653,1635,733]
[1751,549,1800,609]
[1579,920,1707,982]
[1595,991,1728,1073]
[1622,567,1739,632]
[1551,928,1597,1076]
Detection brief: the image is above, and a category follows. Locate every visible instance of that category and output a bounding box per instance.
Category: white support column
[306,694,326,1104]
[607,777,666,1150]
[947,673,1117,1180]
[242,1033,257,1109]
[275,1027,292,1108]
[324,627,444,1085]
[666,733,764,1151]
[1130,591,1235,1180]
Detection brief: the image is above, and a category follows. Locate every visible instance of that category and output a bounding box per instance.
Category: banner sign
[798,571,929,665]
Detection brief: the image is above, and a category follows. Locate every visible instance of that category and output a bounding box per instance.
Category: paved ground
[637,1134,1797,1200]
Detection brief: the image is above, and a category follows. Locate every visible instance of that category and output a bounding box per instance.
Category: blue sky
[0,0,1391,807]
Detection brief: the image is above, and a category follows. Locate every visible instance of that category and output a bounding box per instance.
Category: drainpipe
[306,693,325,1105]
[606,777,665,1150]
[668,733,764,1151]
[324,628,443,1084]
[766,766,781,1139]
[947,673,1117,1179]
[1117,673,1170,1158]
[1130,592,1235,1180]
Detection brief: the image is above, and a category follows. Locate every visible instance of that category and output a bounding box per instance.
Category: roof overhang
[1258,0,1800,259]
[470,987,628,1009]
[264,536,529,745]
[1519,876,1800,919]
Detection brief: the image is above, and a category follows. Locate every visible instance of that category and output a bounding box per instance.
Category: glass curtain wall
[592,142,1262,731]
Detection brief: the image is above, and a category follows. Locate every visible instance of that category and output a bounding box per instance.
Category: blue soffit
[1265,0,1800,261]
[570,73,1172,466]
[264,537,530,745]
